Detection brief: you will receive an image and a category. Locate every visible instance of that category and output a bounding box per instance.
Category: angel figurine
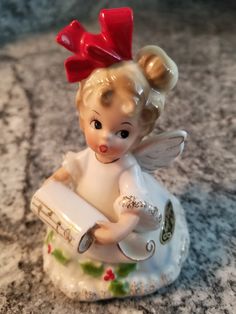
[31,7,189,301]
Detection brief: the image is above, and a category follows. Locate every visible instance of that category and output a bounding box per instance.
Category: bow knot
[56,8,133,82]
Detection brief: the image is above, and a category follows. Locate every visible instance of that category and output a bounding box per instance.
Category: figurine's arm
[44,150,85,187]
[93,162,161,245]
[115,164,162,232]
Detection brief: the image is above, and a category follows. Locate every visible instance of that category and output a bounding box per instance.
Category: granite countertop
[0,4,235,314]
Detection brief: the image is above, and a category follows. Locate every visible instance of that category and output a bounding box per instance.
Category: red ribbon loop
[56,8,133,82]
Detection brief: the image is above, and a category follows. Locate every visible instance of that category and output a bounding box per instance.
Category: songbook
[31,181,156,262]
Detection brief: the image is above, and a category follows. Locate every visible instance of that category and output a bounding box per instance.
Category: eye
[91,119,102,129]
[116,130,130,139]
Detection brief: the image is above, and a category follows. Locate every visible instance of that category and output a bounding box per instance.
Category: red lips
[99,145,108,153]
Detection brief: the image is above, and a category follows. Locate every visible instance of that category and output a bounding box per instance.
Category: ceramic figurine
[31,7,189,301]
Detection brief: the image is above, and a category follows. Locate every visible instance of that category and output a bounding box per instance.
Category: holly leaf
[80,261,104,277]
[51,249,70,265]
[115,263,137,278]
[109,279,129,296]
[45,230,54,245]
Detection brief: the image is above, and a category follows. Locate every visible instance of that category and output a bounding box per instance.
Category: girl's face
[80,97,141,163]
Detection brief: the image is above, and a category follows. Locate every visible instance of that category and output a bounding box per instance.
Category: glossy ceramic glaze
[31,7,189,301]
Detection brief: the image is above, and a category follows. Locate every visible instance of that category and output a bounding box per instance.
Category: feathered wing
[133,130,187,173]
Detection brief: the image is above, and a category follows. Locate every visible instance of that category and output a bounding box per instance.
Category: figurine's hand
[44,167,72,187]
[94,212,139,245]
[43,177,55,186]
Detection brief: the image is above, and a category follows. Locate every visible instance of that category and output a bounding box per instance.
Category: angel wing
[133,130,187,173]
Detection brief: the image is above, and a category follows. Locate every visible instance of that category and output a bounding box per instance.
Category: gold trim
[120,195,146,209]
[117,238,156,262]
[120,195,162,224]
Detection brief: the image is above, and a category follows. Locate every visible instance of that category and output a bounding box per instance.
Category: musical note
[37,204,42,215]
[64,229,72,242]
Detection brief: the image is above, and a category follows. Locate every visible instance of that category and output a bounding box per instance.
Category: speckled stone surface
[0,3,235,314]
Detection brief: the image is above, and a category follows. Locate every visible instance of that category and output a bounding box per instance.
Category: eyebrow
[121,122,133,126]
[92,110,100,115]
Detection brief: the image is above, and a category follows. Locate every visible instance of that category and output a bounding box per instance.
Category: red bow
[56,8,133,83]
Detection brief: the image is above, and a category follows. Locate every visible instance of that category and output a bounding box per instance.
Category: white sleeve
[119,164,149,198]
[62,149,88,186]
[115,164,162,232]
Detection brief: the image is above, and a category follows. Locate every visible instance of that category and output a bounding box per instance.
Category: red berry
[104,275,109,281]
[47,244,52,254]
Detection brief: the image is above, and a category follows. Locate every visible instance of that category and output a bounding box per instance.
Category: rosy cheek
[112,141,129,154]
[85,131,96,149]
[111,146,122,154]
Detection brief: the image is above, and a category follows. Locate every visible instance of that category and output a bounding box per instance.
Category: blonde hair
[76,45,178,138]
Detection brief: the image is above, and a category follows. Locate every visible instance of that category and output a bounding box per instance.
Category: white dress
[43,148,189,300]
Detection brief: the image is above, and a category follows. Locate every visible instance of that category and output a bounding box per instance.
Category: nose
[99,130,113,153]
[101,130,113,143]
